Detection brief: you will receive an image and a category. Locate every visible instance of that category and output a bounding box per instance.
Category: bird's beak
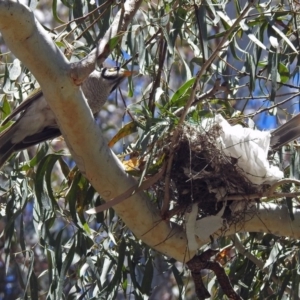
[122,70,136,77]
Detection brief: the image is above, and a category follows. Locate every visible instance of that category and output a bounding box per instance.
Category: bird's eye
[102,66,122,81]
[108,67,120,72]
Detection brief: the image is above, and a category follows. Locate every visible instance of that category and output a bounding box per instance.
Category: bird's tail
[0,123,19,169]
[270,114,300,149]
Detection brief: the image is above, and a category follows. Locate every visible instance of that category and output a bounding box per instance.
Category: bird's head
[81,66,133,114]
[101,67,133,94]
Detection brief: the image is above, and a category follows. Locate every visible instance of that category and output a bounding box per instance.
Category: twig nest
[161,115,283,218]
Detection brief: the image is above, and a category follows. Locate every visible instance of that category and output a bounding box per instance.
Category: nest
[158,123,261,222]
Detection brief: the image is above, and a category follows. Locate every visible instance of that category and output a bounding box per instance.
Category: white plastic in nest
[200,114,283,185]
[185,202,226,251]
[185,203,198,251]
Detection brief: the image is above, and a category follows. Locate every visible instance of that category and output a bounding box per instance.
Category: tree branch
[1,1,299,265]
[70,0,143,84]
[0,0,192,262]
[223,203,300,240]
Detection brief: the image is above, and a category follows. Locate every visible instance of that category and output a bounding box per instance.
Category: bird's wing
[1,88,43,126]
[13,127,62,151]
[0,126,61,168]
[270,114,300,149]
[0,122,19,168]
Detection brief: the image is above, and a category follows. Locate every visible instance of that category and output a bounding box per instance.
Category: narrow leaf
[108,122,137,148]
[52,0,65,24]
[9,59,22,81]
[168,78,196,108]
[141,257,153,294]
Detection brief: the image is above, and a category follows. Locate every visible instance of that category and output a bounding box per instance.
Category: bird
[270,114,300,149]
[0,67,132,168]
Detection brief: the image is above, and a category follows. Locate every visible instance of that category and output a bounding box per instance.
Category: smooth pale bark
[0,0,194,262]
[225,203,300,239]
[0,1,298,263]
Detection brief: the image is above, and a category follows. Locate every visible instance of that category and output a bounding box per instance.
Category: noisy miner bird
[0,67,132,168]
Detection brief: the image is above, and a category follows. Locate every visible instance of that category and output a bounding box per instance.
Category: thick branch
[222,203,300,240]
[0,0,192,262]
[0,1,299,265]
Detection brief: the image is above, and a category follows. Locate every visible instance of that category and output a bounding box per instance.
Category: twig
[226,191,300,201]
[161,0,256,216]
[148,29,167,114]
[86,162,166,214]
[53,0,114,31]
[247,92,300,118]
[187,250,242,300]
[224,179,300,201]
[71,0,143,84]
[123,29,162,67]
[267,178,300,196]
[75,9,108,41]
[173,79,229,116]
[179,0,255,124]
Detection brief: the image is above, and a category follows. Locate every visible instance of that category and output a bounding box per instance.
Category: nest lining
[160,123,262,221]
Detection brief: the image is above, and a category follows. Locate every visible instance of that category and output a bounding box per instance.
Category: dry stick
[148,30,167,114]
[165,189,300,220]
[86,163,166,214]
[161,0,256,216]
[226,191,300,201]
[219,54,300,90]
[173,79,229,116]
[226,92,299,101]
[71,0,143,84]
[53,0,114,31]
[225,92,300,123]
[75,9,109,41]
[267,178,300,196]
[225,178,300,201]
[123,29,161,67]
[119,88,135,122]
[248,92,300,117]
[217,53,300,115]
[61,4,111,42]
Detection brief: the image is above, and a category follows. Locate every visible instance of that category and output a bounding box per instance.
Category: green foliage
[1,0,300,299]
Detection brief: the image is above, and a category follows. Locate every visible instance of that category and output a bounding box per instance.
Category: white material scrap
[185,202,226,251]
[185,203,199,251]
[200,114,283,185]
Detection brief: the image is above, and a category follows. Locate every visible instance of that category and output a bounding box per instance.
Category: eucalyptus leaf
[9,59,22,81]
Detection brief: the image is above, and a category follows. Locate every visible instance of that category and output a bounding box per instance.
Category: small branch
[233,234,294,296]
[219,53,300,91]
[226,191,300,201]
[86,163,166,214]
[123,29,162,67]
[70,0,143,84]
[161,0,255,216]
[187,250,242,300]
[267,178,300,196]
[225,179,300,201]
[148,29,167,114]
[179,0,255,124]
[247,92,300,118]
[173,79,229,116]
[53,0,114,31]
[256,74,300,90]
